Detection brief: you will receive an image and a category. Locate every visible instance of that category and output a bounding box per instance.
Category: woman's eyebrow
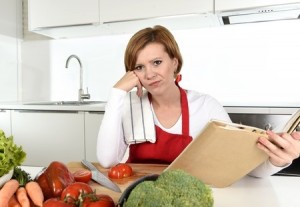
[150,57,163,62]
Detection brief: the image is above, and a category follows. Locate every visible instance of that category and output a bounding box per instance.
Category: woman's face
[133,42,178,95]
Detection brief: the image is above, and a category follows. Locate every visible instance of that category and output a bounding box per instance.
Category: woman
[97,25,300,177]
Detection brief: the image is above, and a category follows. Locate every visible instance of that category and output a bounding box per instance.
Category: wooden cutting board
[67,162,167,204]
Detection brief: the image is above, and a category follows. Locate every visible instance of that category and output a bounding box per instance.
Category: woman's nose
[145,68,156,80]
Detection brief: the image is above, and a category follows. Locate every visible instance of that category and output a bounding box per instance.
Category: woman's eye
[134,65,143,70]
[153,60,162,66]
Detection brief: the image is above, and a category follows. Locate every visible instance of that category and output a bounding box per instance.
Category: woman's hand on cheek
[256,130,300,167]
[291,131,300,140]
[135,81,143,97]
[114,71,142,94]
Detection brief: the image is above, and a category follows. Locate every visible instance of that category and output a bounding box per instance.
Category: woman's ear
[173,58,179,72]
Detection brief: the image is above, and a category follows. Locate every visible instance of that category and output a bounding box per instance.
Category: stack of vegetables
[0,130,44,206]
[1,154,115,206]
[37,161,115,207]
[0,129,115,207]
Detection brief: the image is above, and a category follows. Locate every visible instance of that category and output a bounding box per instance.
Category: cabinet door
[11,110,85,166]
[28,0,100,30]
[216,0,300,11]
[0,109,12,136]
[100,0,213,23]
[84,112,103,162]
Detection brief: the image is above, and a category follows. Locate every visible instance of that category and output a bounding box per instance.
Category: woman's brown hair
[124,25,183,76]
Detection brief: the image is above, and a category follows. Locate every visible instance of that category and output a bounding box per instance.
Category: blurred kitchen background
[1,0,300,107]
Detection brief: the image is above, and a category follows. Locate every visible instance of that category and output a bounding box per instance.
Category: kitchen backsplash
[3,8,300,106]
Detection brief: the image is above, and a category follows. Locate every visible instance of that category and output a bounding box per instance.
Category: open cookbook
[166,109,300,188]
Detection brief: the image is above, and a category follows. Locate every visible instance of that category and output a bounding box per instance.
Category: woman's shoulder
[186,89,227,113]
[186,89,219,104]
[186,89,231,123]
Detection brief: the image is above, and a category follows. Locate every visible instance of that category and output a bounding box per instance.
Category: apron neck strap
[148,81,190,136]
[178,84,189,136]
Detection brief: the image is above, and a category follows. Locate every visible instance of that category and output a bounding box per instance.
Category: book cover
[166,109,300,187]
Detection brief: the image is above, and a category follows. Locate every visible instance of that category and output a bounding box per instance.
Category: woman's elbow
[97,150,119,168]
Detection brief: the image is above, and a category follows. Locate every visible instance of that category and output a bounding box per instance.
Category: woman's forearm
[97,88,128,168]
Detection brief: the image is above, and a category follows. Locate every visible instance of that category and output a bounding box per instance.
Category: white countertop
[1,101,298,114]
[21,166,300,207]
[213,175,300,207]
[0,101,106,111]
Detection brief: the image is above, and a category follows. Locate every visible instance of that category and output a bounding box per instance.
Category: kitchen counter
[22,163,300,207]
[1,101,299,114]
[0,101,106,111]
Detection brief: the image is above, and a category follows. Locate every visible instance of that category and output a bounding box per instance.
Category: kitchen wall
[0,0,21,102]
[21,19,300,107]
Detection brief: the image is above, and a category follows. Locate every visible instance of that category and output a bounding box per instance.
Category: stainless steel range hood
[218,3,300,25]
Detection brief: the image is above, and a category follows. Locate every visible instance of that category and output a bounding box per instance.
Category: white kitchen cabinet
[84,112,104,162]
[99,0,213,23]
[11,110,85,166]
[27,0,100,30]
[215,0,300,11]
[0,109,12,136]
[25,0,215,38]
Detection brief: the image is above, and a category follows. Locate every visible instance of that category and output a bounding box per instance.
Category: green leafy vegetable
[12,166,32,186]
[125,169,214,207]
[0,130,26,177]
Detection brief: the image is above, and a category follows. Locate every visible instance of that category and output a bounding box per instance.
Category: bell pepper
[36,161,75,199]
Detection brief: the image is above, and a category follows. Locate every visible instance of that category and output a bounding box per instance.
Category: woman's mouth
[149,81,160,87]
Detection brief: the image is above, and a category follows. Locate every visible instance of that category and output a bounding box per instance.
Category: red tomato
[108,163,133,179]
[73,169,92,183]
[82,194,115,207]
[43,198,75,207]
[61,182,93,204]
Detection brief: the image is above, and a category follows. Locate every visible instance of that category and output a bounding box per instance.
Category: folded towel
[122,90,156,144]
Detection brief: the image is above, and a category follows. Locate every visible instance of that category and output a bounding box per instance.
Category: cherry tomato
[43,198,75,207]
[82,194,115,207]
[73,169,92,183]
[61,182,93,204]
[108,163,133,179]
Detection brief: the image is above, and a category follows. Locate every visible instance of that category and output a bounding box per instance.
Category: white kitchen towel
[122,90,156,144]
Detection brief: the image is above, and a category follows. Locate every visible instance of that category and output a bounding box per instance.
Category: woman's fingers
[257,130,300,167]
[114,71,141,92]
[136,81,143,97]
[291,131,300,140]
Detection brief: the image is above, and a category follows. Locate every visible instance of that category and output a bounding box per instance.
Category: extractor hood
[218,3,300,25]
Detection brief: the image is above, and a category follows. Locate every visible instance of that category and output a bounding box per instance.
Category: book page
[281,109,300,133]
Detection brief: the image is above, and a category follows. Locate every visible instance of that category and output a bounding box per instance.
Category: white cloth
[122,91,156,144]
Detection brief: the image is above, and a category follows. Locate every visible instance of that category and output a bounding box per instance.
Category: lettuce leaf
[0,130,26,177]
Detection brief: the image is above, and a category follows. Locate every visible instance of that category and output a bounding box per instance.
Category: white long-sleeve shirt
[97,88,284,177]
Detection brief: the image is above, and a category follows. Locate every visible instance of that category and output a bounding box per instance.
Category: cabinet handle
[87,111,104,114]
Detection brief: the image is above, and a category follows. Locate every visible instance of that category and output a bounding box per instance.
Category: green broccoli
[125,181,173,207]
[124,169,214,207]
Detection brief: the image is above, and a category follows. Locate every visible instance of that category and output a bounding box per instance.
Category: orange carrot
[8,194,21,207]
[0,179,20,207]
[16,187,30,207]
[24,181,44,207]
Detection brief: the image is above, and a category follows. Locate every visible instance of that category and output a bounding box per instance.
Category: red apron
[126,85,192,164]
